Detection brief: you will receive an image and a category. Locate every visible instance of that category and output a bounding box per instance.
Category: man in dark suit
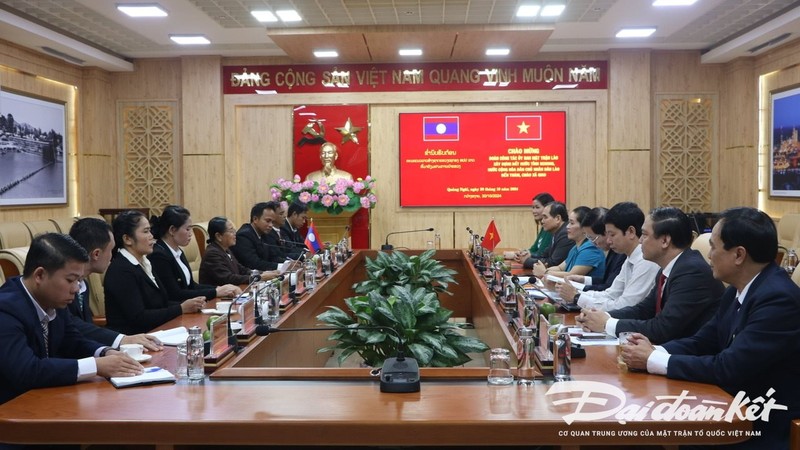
[0,233,143,405]
[622,207,800,449]
[231,202,281,271]
[68,218,162,351]
[281,201,308,259]
[578,207,724,344]
[262,201,290,265]
[526,201,574,269]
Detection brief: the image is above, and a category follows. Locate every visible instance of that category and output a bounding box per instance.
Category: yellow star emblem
[517,121,530,134]
[335,117,363,145]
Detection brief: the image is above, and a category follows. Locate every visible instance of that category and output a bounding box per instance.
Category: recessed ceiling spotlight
[117,3,168,17]
[276,10,302,22]
[516,5,541,17]
[653,0,697,6]
[616,27,656,38]
[170,35,210,45]
[251,10,278,22]
[541,4,565,17]
[486,48,510,56]
[399,49,422,56]
[314,50,339,58]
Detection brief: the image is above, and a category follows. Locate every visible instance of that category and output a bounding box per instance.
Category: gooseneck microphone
[255,325,420,393]
[381,227,435,251]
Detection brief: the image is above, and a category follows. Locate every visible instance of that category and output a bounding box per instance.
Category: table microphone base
[379,357,420,393]
[380,244,394,251]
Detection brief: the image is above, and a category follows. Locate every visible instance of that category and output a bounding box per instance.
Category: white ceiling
[0,0,798,71]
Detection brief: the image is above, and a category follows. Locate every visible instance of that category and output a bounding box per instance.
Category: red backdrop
[292,104,370,249]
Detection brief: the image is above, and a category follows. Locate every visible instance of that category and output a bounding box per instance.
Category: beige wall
[5,37,800,245]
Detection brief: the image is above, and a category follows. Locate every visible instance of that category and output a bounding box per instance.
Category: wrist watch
[572,292,581,304]
[99,347,111,357]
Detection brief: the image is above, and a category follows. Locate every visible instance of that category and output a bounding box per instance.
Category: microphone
[256,325,420,393]
[228,275,285,349]
[381,227,435,251]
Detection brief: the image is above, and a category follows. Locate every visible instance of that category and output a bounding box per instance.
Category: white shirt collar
[627,244,644,264]
[736,273,759,306]
[20,278,56,323]
[119,248,158,285]
[661,251,683,278]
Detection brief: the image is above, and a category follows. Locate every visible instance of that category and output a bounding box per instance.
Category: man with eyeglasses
[557,202,660,311]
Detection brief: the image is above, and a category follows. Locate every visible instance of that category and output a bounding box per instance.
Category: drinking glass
[617,331,634,370]
[487,348,514,385]
[175,343,188,379]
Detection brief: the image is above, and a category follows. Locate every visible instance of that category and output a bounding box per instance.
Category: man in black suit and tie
[68,218,162,351]
[231,202,281,271]
[622,207,800,449]
[0,233,143,405]
[578,207,724,344]
[281,201,309,259]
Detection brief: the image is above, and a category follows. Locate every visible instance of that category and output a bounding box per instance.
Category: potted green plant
[317,250,489,367]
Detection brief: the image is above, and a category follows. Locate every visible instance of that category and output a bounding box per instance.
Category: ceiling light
[399,49,422,56]
[276,10,302,22]
[170,35,210,45]
[314,50,338,58]
[541,5,566,17]
[616,27,657,38]
[486,48,510,56]
[251,10,278,22]
[117,4,168,18]
[516,5,541,17]
[653,0,697,5]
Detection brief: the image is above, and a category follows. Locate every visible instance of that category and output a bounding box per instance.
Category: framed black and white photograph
[770,84,800,198]
[0,89,67,206]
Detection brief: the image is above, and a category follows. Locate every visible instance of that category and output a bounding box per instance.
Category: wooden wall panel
[111,59,181,100]
[608,50,650,150]
[183,154,225,222]
[718,59,757,210]
[607,150,651,210]
[78,68,117,215]
[651,51,723,93]
[181,56,223,155]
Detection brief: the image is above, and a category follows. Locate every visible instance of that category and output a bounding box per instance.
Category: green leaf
[408,343,434,365]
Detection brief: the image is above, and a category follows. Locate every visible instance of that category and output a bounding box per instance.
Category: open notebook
[109,367,176,389]
[149,326,189,346]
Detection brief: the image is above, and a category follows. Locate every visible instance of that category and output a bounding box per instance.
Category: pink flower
[318,184,329,194]
[280,201,289,211]
[290,183,302,193]
[337,194,350,206]
[352,181,365,193]
[360,197,371,208]
[299,192,311,203]
[364,175,372,182]
[333,183,347,195]
[280,180,292,190]
[271,191,281,201]
[293,174,301,183]
[302,180,315,189]
[311,194,320,202]
[321,195,334,207]
[368,194,377,204]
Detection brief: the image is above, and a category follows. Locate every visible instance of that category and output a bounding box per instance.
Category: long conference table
[0,250,751,448]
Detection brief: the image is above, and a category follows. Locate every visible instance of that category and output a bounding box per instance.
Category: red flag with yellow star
[483,220,501,252]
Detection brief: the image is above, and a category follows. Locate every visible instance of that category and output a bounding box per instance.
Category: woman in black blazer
[104,210,206,335]
[148,206,240,302]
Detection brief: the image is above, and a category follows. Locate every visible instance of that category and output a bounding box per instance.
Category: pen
[144,367,161,373]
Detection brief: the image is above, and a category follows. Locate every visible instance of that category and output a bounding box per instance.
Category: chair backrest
[49,216,78,233]
[87,272,106,319]
[0,222,33,249]
[192,221,210,257]
[23,220,60,237]
[0,247,28,284]
[777,213,800,251]
[182,236,202,283]
[791,419,800,450]
[690,232,712,264]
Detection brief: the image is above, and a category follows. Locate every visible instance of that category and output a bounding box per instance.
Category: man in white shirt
[557,202,659,311]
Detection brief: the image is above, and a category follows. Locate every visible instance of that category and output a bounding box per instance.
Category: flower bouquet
[270,175,377,215]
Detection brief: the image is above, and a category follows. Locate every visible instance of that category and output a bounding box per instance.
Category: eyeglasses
[224,228,236,234]
[585,233,601,244]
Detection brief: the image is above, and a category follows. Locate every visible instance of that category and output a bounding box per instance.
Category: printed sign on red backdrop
[293,105,370,248]
[399,111,566,207]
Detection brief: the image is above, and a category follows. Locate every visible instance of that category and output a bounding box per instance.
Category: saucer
[201,308,228,315]
[132,353,152,363]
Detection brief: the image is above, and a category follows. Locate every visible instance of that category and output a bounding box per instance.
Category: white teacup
[119,343,143,358]
[216,301,232,313]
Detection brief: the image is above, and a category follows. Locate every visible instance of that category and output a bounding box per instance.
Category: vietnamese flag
[305,221,322,254]
[483,220,501,252]
[505,115,542,141]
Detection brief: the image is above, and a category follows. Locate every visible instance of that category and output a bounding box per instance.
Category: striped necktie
[41,317,49,357]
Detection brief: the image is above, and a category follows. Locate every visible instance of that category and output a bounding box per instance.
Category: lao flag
[305,221,321,254]
[505,115,542,141]
[483,220,501,252]
[423,116,459,141]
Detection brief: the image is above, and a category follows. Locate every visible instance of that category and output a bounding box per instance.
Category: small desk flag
[305,221,321,254]
[483,220,501,252]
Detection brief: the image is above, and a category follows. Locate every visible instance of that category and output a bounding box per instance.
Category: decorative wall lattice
[118,102,179,215]
[656,96,716,212]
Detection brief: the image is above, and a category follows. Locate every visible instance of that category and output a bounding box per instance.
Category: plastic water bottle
[517,327,536,385]
[434,233,442,250]
[322,250,332,276]
[304,260,316,290]
[186,326,205,381]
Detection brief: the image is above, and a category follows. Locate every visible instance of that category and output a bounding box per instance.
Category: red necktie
[655,273,667,314]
